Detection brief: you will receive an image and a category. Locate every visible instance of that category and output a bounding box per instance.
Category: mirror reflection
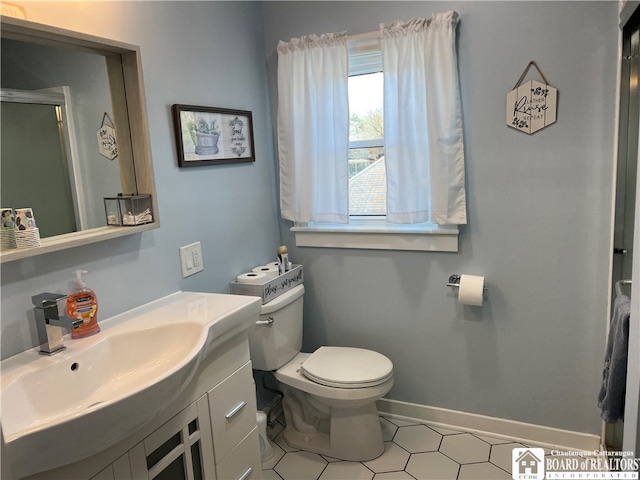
[1,38,123,238]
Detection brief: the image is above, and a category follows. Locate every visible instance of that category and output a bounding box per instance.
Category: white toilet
[247,284,394,461]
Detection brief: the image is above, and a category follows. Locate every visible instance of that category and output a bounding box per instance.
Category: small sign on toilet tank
[230,265,303,304]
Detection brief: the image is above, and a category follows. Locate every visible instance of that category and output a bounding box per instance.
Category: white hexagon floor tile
[372,472,415,480]
[458,462,511,479]
[262,468,285,480]
[274,451,328,480]
[439,433,491,464]
[490,442,526,472]
[318,461,374,480]
[405,451,460,480]
[393,425,442,453]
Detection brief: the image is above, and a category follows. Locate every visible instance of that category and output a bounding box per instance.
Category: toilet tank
[247,284,304,371]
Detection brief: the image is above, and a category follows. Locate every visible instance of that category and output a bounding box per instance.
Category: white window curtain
[381,11,467,225]
[277,33,350,224]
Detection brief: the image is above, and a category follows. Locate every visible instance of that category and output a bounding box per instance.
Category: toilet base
[281,400,384,462]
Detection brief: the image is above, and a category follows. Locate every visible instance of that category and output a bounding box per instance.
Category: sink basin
[1,291,260,479]
[2,323,202,442]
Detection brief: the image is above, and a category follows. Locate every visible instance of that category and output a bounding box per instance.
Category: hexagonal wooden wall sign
[507,62,557,135]
[97,113,118,160]
[97,123,118,160]
[506,79,557,134]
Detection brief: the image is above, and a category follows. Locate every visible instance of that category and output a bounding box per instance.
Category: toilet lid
[300,347,393,388]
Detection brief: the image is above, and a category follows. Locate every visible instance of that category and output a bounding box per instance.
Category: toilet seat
[300,346,393,388]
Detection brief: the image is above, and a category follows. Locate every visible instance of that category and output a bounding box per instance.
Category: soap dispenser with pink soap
[67,269,100,339]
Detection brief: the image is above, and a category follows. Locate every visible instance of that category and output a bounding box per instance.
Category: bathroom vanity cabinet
[21,322,262,480]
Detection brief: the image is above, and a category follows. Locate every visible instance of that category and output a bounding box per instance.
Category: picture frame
[172,104,255,167]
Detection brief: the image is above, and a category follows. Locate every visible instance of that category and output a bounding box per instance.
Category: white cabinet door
[130,395,216,480]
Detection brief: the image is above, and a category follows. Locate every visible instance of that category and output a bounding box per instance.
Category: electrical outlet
[179,242,204,278]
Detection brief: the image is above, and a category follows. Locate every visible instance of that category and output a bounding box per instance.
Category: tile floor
[261,415,599,480]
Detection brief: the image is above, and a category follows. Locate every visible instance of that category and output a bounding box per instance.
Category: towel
[598,294,631,423]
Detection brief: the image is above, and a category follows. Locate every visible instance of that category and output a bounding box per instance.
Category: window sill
[291,218,459,252]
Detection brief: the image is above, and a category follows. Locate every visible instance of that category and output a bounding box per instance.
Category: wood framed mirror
[0,16,159,263]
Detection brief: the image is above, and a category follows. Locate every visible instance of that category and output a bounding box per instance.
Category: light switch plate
[179,241,204,278]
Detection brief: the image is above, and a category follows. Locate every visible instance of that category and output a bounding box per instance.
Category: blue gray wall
[263,1,619,435]
[0,1,620,439]
[1,1,280,357]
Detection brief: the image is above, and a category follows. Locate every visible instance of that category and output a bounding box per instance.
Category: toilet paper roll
[266,261,280,270]
[458,274,485,307]
[252,265,279,280]
[236,272,268,285]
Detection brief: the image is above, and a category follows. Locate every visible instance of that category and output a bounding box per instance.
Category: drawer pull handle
[238,467,253,480]
[225,401,247,419]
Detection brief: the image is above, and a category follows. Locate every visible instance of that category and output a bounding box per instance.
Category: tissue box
[104,195,153,226]
[230,265,303,304]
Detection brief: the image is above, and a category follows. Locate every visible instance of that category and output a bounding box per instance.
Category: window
[280,15,466,251]
[291,34,460,252]
[348,72,385,215]
[348,37,385,217]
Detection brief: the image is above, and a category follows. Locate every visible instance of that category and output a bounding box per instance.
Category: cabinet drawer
[208,362,257,462]
[216,428,261,480]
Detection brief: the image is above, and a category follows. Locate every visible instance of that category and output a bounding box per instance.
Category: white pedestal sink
[0,291,260,479]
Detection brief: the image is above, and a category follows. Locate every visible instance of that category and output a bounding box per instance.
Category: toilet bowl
[247,284,394,461]
[275,349,393,461]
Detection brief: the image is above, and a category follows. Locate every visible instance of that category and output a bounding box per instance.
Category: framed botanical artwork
[172,104,255,167]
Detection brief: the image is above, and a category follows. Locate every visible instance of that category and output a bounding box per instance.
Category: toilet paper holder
[447,274,488,292]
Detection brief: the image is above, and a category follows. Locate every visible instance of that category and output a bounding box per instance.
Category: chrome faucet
[32,293,83,355]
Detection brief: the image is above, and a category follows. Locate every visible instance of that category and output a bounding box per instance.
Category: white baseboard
[377,398,600,452]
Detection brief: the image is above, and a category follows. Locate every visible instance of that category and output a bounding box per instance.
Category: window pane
[154,456,186,480]
[348,148,386,216]
[147,432,182,469]
[349,72,383,142]
[188,420,198,435]
[191,442,203,480]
